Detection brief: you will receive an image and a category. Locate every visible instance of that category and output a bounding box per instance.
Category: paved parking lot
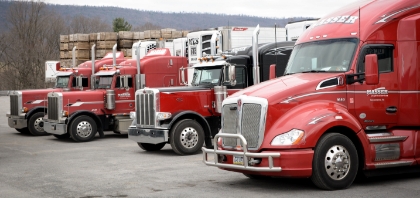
[0,96,420,197]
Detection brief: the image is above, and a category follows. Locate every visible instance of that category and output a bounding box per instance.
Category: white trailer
[45,61,61,83]
[285,19,318,41]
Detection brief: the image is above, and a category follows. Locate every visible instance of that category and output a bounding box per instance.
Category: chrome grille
[241,104,261,148]
[137,91,155,127]
[48,96,59,120]
[10,95,19,115]
[222,104,237,147]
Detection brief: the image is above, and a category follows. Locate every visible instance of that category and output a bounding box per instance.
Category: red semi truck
[43,48,188,141]
[128,27,295,155]
[6,46,126,136]
[202,0,420,190]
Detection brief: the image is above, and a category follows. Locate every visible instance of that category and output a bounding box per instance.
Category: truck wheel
[69,115,97,142]
[311,133,358,190]
[28,112,48,136]
[16,127,30,134]
[170,119,204,155]
[138,143,166,151]
[53,133,70,139]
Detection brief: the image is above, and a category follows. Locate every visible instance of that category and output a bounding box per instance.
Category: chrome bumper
[7,113,27,129]
[43,120,67,135]
[128,126,169,144]
[202,133,281,172]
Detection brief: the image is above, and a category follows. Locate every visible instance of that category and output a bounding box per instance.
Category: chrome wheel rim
[76,121,92,138]
[325,145,350,180]
[34,117,44,133]
[180,127,199,149]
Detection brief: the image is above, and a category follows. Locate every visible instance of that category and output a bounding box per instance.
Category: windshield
[55,76,70,88]
[192,67,221,86]
[96,76,113,89]
[284,38,358,74]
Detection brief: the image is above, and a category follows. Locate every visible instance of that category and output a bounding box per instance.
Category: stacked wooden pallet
[96,32,118,59]
[59,35,70,67]
[118,31,134,58]
[69,34,90,65]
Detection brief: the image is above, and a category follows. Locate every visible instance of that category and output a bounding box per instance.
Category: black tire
[28,112,48,136]
[69,115,97,142]
[15,127,30,134]
[138,143,166,151]
[53,133,70,139]
[311,133,358,190]
[170,119,205,155]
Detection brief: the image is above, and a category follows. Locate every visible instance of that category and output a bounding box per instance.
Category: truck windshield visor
[55,76,70,88]
[284,38,358,74]
[192,68,221,86]
[96,75,113,89]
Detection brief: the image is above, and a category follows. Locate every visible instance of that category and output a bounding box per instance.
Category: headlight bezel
[271,129,304,146]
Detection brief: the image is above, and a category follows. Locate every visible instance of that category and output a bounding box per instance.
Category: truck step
[374,160,413,169]
[368,135,407,143]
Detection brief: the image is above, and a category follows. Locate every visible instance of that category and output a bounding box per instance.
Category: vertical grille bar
[241,104,261,148]
[137,91,156,127]
[47,97,59,120]
[222,104,238,147]
[136,95,140,125]
[10,95,19,115]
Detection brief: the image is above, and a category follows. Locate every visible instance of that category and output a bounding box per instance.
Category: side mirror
[124,76,129,90]
[365,54,379,85]
[76,76,83,87]
[228,65,236,86]
[179,67,187,85]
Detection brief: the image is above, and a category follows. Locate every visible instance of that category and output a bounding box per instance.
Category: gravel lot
[0,96,419,197]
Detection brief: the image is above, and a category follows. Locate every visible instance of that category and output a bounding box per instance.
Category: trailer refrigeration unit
[128,26,294,155]
[43,47,188,141]
[202,0,420,190]
[6,46,126,136]
[285,19,318,41]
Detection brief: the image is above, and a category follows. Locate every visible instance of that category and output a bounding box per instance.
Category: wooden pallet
[118,40,133,48]
[97,41,117,49]
[69,34,89,42]
[97,32,118,41]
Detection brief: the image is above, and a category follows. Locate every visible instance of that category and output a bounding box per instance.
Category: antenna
[359,7,361,40]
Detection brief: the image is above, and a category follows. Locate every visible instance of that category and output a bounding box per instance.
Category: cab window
[357,45,393,73]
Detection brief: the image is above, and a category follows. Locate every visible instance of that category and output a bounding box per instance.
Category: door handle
[386,106,397,113]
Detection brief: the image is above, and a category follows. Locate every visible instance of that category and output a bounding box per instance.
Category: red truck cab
[6,52,126,135]
[43,48,188,141]
[203,0,420,190]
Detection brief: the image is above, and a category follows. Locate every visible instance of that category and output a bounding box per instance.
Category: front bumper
[128,126,169,144]
[7,113,27,129]
[43,120,67,135]
[202,133,314,178]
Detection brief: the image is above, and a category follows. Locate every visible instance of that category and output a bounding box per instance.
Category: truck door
[352,44,399,127]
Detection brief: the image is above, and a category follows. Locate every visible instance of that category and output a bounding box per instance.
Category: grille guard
[202,133,281,172]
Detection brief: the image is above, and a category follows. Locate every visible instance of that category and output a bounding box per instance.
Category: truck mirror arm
[346,73,365,85]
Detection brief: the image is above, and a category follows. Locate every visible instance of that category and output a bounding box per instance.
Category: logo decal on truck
[232,27,249,31]
[375,4,420,24]
[367,87,388,97]
[118,92,131,98]
[313,15,359,27]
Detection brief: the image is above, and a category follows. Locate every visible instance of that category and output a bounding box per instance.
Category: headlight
[62,110,69,117]
[271,129,304,146]
[156,112,171,120]
[21,107,28,113]
[129,111,136,119]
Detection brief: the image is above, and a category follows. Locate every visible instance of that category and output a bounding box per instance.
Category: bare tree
[69,15,112,33]
[132,22,162,31]
[0,0,66,90]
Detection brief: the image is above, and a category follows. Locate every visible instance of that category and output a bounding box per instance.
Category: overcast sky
[45,0,361,18]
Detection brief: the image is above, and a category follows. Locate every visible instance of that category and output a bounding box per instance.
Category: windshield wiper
[301,70,326,73]
[284,72,295,76]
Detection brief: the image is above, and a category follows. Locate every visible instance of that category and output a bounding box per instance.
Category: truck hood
[231,73,345,104]
[157,86,210,93]
[12,89,63,105]
[58,90,105,106]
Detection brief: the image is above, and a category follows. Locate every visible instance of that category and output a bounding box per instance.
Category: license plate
[233,156,243,165]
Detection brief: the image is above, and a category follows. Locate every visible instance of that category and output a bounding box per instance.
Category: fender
[25,106,47,120]
[67,110,104,137]
[169,110,213,148]
[263,101,365,149]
